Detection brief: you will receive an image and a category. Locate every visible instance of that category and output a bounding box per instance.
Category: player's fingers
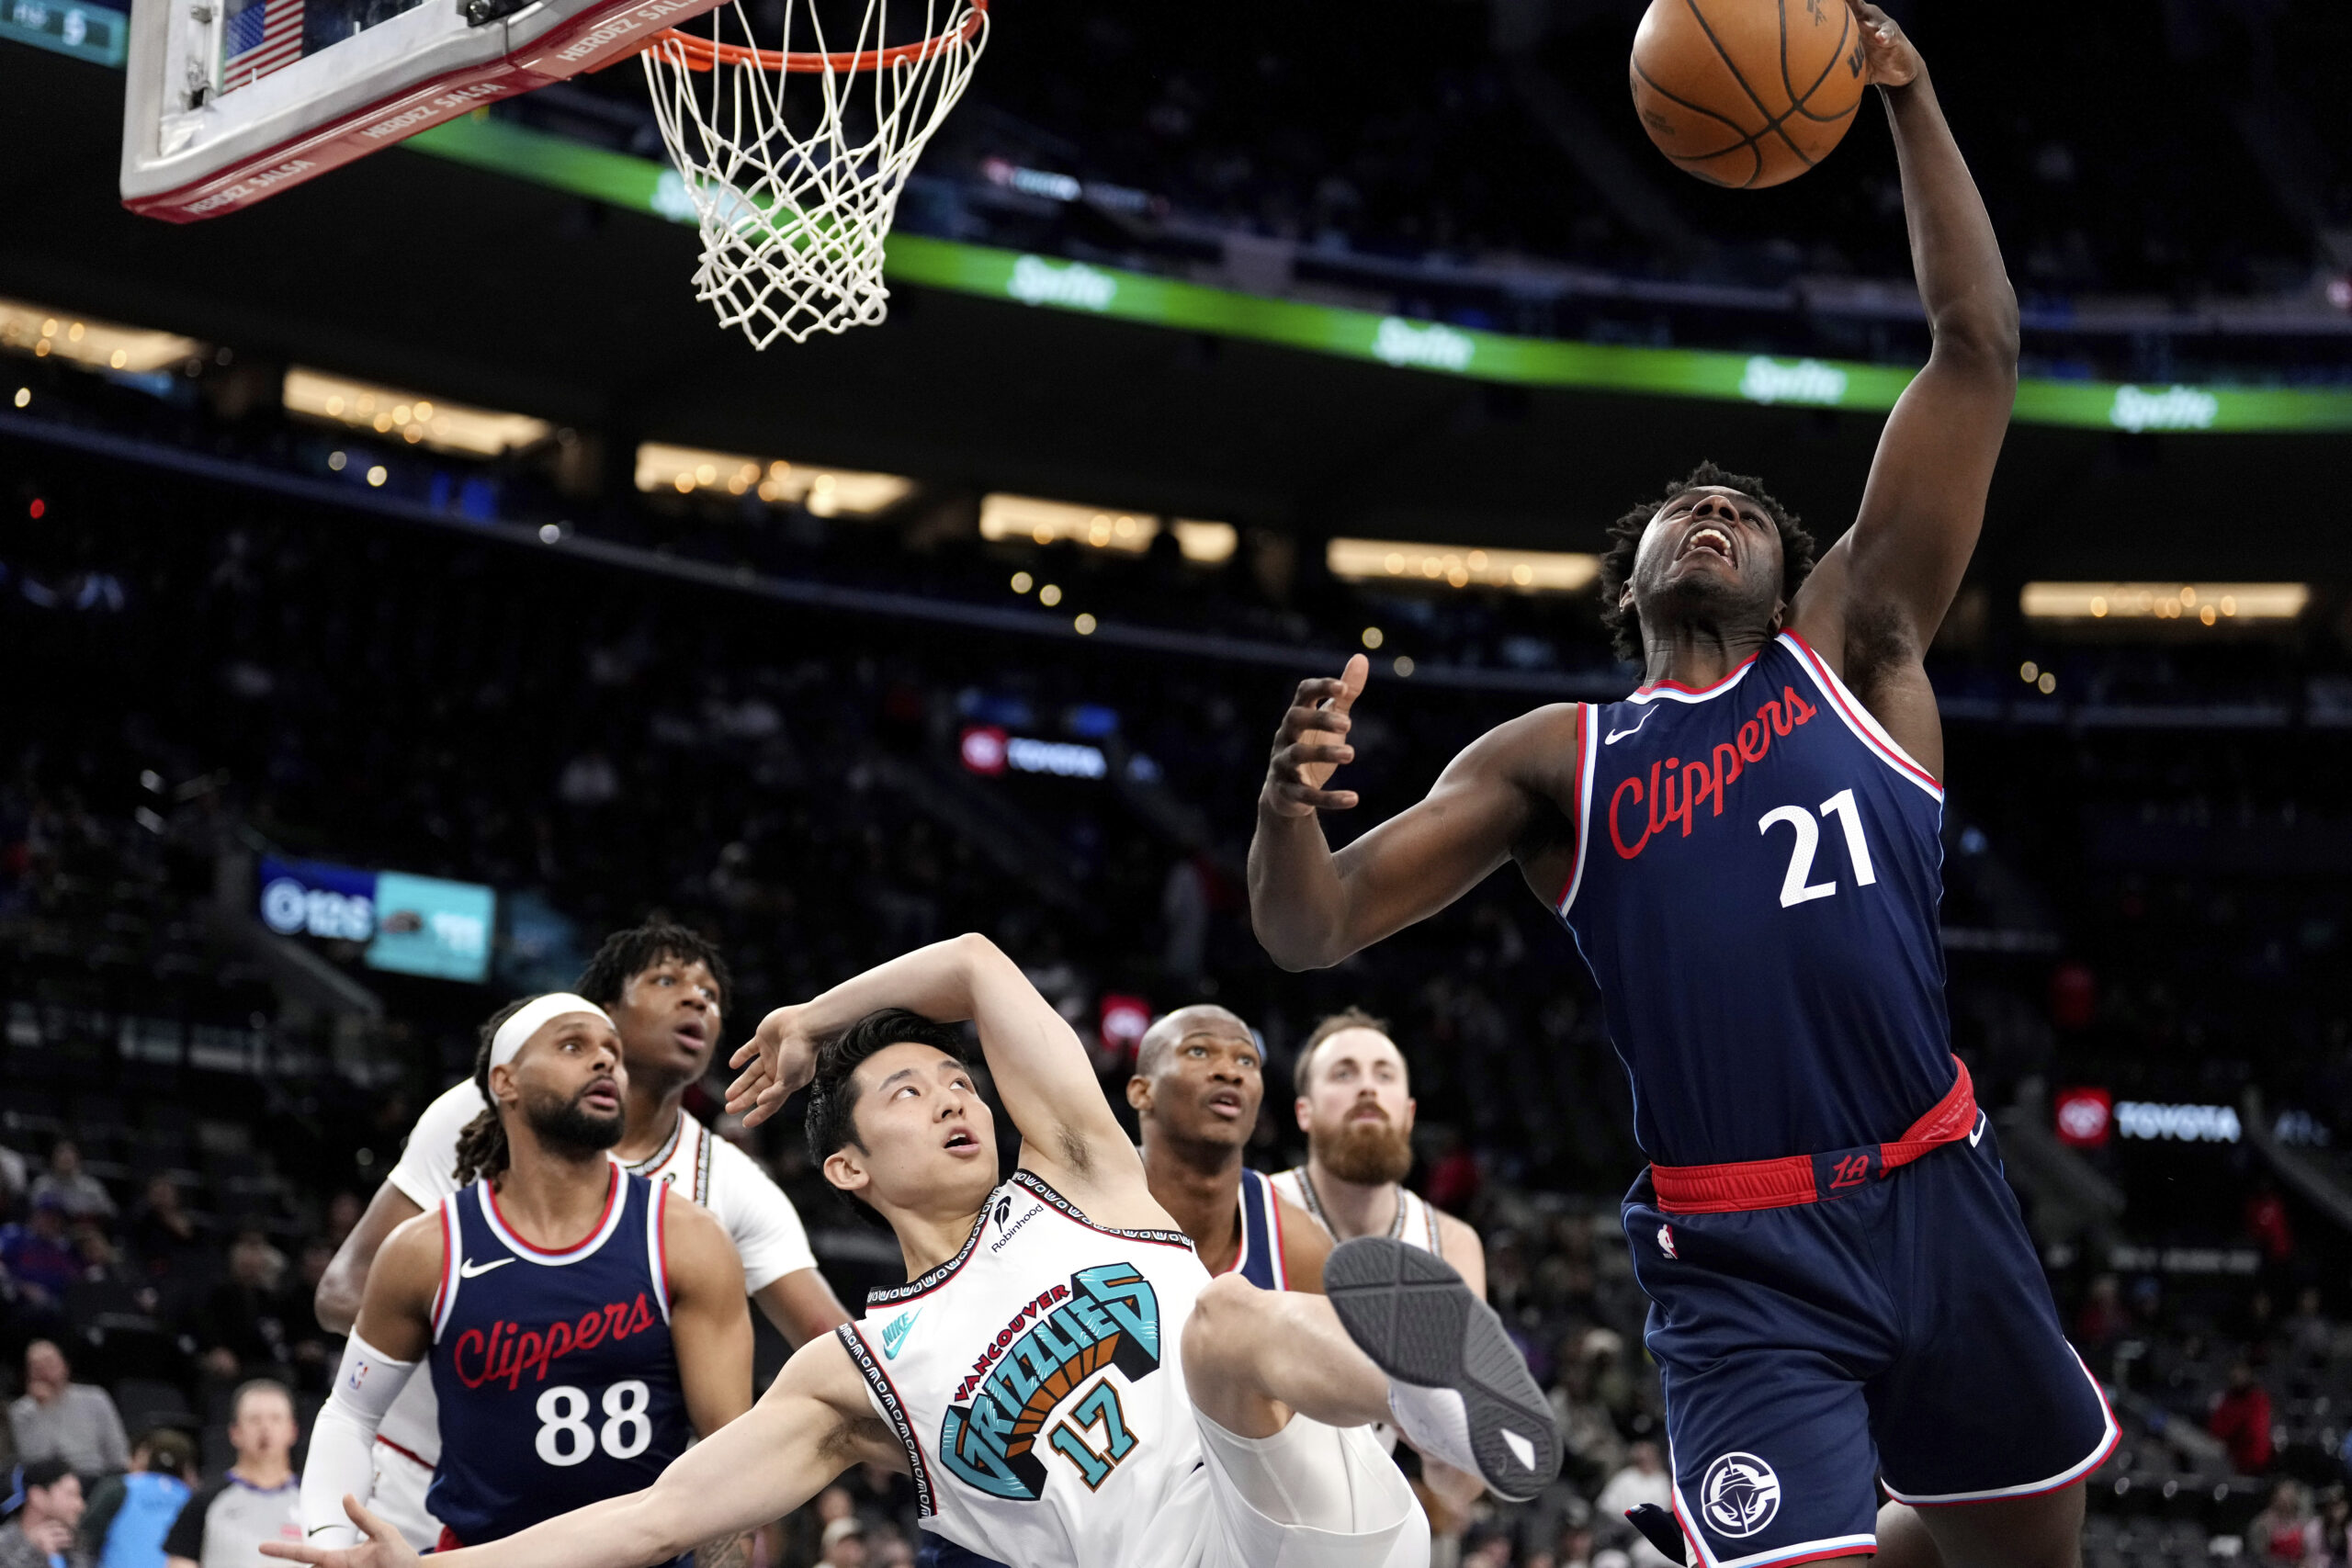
[1288,676,1348,712]
[1278,705,1351,743]
[1329,653,1370,714]
[1273,743,1355,775]
[1292,787,1360,812]
[257,1546,326,1565]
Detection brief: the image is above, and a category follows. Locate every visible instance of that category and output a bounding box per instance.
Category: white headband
[490,993,614,1070]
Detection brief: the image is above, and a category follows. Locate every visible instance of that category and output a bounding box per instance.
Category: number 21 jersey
[424,1166,690,1554]
[1556,632,1954,1168]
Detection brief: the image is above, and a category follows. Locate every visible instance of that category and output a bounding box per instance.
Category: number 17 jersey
[1555,632,1954,1168]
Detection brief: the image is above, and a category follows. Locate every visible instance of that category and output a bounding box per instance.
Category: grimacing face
[611,954,724,1083]
[823,1042,998,1216]
[1130,1016,1263,1150]
[1623,486,1787,645]
[1296,1027,1415,1145]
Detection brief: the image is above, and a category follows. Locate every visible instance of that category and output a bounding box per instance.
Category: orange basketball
[1630,0,1870,189]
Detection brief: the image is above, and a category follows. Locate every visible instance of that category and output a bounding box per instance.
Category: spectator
[122,1183,200,1288]
[190,1235,288,1383]
[276,1245,337,1393]
[2250,1481,2313,1568]
[28,1148,112,1226]
[0,1202,78,1312]
[78,1432,197,1568]
[2282,1286,2334,1365]
[2210,1359,2276,1475]
[816,1517,865,1568]
[0,1149,25,1213]
[159,1383,299,1568]
[0,1458,89,1568]
[1594,1442,1673,1568]
[2309,1486,2351,1568]
[6,1346,130,1483]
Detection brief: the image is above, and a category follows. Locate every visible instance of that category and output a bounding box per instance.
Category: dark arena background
[6,0,2352,1564]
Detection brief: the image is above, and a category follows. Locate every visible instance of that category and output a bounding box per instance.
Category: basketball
[1630,0,1871,189]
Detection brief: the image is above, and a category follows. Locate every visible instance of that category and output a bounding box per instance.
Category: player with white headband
[294,993,752,1567]
[315,923,848,1555]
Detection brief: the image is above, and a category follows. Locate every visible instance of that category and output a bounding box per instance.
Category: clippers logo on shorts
[939,1264,1163,1500]
[1700,1452,1781,1539]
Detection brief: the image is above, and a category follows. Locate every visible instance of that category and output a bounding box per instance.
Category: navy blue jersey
[1225,1168,1287,1291]
[1556,634,1955,1167]
[425,1165,690,1551]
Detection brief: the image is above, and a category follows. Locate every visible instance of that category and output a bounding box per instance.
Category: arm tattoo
[694,1534,752,1568]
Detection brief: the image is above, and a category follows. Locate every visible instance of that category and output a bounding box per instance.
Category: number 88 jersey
[1555,633,1957,1170]
[425,1165,691,1561]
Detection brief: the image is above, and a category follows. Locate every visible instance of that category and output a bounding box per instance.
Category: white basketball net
[640,0,988,348]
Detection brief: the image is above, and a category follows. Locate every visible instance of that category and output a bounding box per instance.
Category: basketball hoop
[634,0,988,347]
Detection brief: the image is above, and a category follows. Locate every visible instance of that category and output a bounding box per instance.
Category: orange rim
[642,0,984,73]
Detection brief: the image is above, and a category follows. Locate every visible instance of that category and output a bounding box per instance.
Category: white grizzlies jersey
[1270,1168,1443,1257]
[374,1081,819,1469]
[840,1170,1210,1568]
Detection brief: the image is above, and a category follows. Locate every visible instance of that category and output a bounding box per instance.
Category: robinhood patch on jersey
[939,1263,1162,1500]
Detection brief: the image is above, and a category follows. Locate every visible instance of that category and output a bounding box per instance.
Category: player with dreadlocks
[1249,8,2115,1568]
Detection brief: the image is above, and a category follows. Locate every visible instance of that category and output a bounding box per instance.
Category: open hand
[1261,655,1369,819]
[725,1005,820,1128]
[1846,0,1920,87]
[259,1498,419,1568]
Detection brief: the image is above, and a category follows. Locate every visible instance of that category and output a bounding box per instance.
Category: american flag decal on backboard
[223,0,305,85]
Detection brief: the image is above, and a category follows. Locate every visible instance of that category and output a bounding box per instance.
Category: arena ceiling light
[2020,582,2310,626]
[978,495,1238,564]
[634,444,914,517]
[1328,538,1601,595]
[285,368,553,457]
[0,298,202,374]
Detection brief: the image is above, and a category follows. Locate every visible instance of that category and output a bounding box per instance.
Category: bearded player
[315,923,847,1550]
[1249,10,2113,1568]
[1128,1005,1328,1291]
[270,935,1562,1568]
[295,996,752,1564]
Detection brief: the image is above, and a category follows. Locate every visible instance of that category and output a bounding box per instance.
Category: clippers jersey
[1556,633,1953,1167]
[840,1170,1210,1568]
[424,1166,691,1554]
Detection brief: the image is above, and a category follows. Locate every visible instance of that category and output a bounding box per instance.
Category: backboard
[119,0,722,220]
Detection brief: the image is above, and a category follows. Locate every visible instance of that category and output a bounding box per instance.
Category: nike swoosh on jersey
[1969,1111,1988,1148]
[458,1257,515,1279]
[1604,710,1654,745]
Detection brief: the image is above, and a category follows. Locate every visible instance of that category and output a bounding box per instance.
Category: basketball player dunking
[269,935,1562,1568]
[1129,1005,1328,1292]
[293,996,752,1564]
[1249,9,2115,1568]
[315,924,848,1551]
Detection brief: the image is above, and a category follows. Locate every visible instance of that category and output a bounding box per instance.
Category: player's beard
[526,1083,627,1157]
[1316,1114,1413,1186]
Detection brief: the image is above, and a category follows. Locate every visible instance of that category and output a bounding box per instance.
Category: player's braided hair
[1596,460,1818,662]
[452,996,534,1187]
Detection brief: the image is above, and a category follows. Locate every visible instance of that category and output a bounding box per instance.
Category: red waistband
[1648,1058,1979,1215]
[435,1529,465,1555]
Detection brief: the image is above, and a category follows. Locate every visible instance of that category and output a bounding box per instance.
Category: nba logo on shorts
[1701,1452,1781,1538]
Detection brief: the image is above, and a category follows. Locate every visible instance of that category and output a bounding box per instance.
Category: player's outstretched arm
[1248,659,1576,970]
[728,935,1148,1212]
[662,1190,754,1438]
[266,1334,899,1568]
[1792,2,2017,771]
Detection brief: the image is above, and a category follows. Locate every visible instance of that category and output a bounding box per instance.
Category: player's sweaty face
[612,957,723,1079]
[1153,1026,1263,1147]
[1299,1030,1412,1143]
[1631,486,1782,629]
[851,1043,997,1206]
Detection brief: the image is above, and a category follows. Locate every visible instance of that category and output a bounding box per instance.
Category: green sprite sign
[405,115,2352,436]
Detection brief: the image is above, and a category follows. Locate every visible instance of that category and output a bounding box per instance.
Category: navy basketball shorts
[1622,1123,2117,1568]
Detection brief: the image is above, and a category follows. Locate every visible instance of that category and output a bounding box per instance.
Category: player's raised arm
[660,1191,754,1438]
[729,934,1140,1201]
[1248,661,1577,971]
[1791,1,2018,761]
[266,1333,900,1568]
